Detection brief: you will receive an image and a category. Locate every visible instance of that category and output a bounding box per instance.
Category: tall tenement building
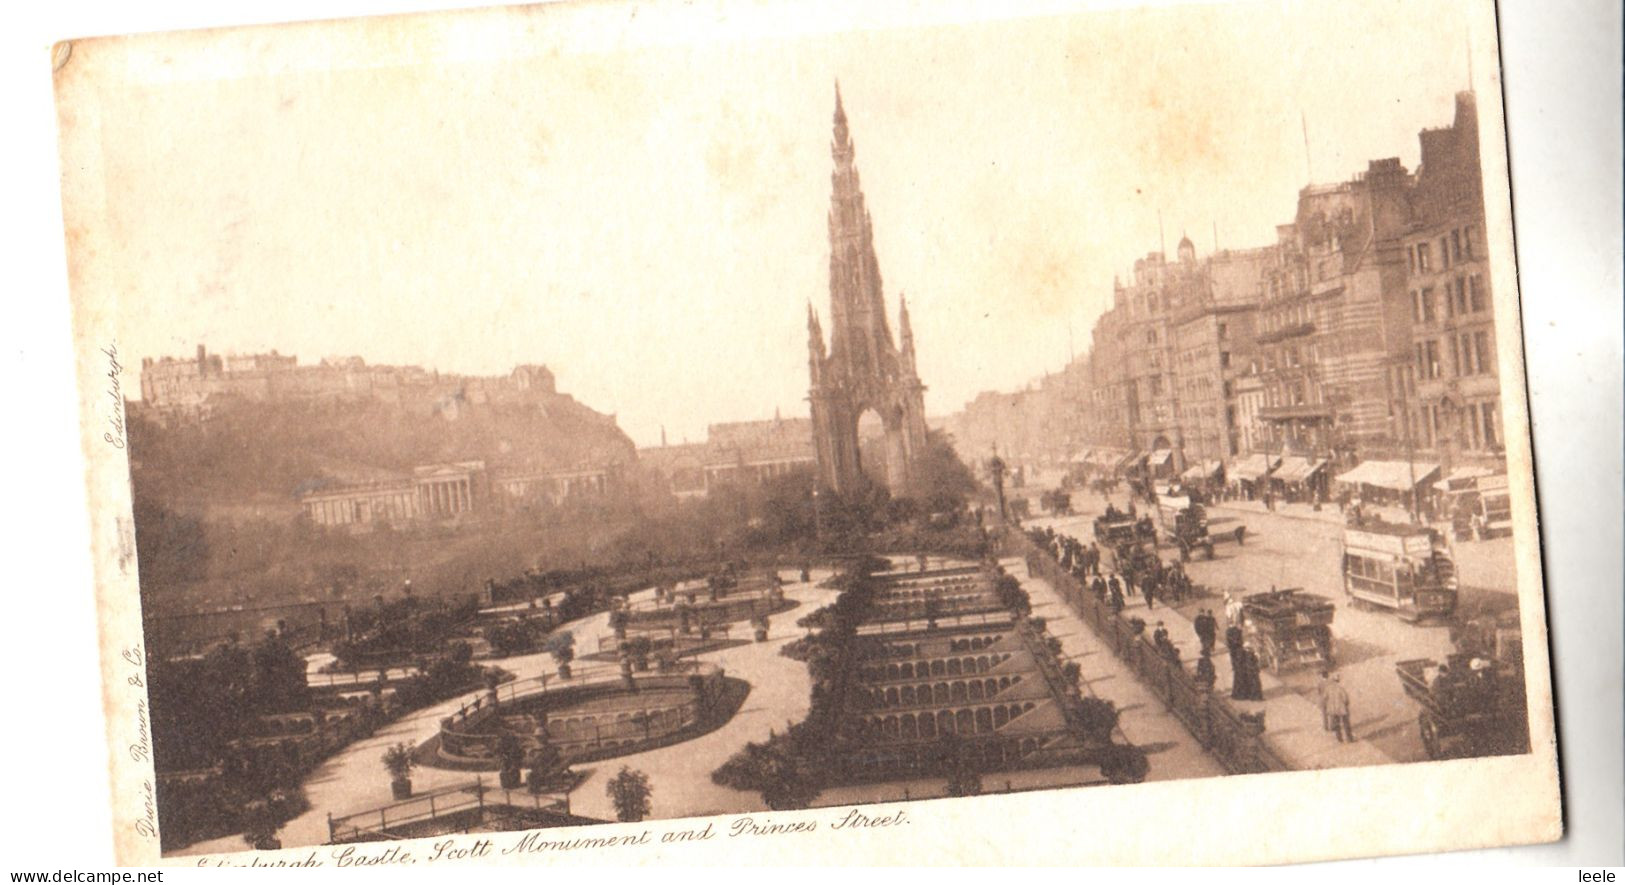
[950,91,1502,481]
[1396,92,1501,472]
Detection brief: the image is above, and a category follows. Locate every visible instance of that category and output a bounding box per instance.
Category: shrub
[607,767,652,822]
[381,742,414,780]
[1097,743,1149,785]
[1074,697,1119,744]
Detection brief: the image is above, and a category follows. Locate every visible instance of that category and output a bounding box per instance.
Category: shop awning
[1113,451,1144,472]
[1335,460,1441,492]
[1432,465,1495,492]
[1147,449,1174,467]
[1272,456,1327,484]
[1229,453,1279,482]
[1181,459,1223,481]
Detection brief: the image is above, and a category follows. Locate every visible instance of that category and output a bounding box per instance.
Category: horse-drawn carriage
[1240,588,1336,674]
[1153,495,1246,561]
[1395,610,1528,759]
[1038,488,1074,516]
[1093,511,1154,548]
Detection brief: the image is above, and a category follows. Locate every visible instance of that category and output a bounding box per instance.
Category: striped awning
[1182,459,1223,481]
[1272,456,1327,484]
[1230,453,1280,482]
[1335,460,1441,492]
[1432,465,1495,492]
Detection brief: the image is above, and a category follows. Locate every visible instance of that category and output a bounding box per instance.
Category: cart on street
[1155,495,1247,560]
[1240,588,1336,674]
[1396,649,1527,759]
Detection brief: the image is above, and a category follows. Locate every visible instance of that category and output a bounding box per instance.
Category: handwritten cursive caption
[195,807,909,867]
[101,343,126,450]
[121,645,158,841]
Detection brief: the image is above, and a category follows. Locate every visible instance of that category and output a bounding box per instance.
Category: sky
[78,0,1489,447]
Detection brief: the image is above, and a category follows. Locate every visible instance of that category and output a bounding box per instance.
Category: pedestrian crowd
[1028,493,1362,744]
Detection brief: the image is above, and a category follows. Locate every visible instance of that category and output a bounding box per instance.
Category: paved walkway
[176,571,841,856]
[1012,558,1227,782]
[1032,514,1395,771]
[1210,498,1414,527]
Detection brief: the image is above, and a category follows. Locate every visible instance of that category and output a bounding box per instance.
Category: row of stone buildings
[636,414,819,500]
[952,92,1504,481]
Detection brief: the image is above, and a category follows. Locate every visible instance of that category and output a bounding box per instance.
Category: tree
[937,733,982,797]
[546,631,576,679]
[240,798,280,851]
[527,742,567,794]
[382,742,415,798]
[496,733,525,789]
[756,743,822,810]
[1061,660,1083,692]
[606,767,652,822]
[908,429,982,514]
[1074,697,1119,745]
[1098,743,1149,785]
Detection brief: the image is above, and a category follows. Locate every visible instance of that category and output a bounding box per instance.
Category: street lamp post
[989,451,1008,522]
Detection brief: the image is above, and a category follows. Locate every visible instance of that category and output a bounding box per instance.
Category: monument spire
[809,87,928,498]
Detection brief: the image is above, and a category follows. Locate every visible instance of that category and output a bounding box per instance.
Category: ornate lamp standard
[988,451,1008,522]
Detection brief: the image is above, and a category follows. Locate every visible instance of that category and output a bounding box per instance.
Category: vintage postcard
[54,0,1562,866]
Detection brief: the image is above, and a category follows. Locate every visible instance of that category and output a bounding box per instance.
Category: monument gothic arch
[806,87,930,498]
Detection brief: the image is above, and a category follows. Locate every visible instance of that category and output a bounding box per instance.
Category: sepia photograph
[50,0,1571,867]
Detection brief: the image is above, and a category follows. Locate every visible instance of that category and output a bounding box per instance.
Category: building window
[1219,351,1231,369]
[1421,287,1436,322]
[1475,331,1492,375]
[1440,236,1452,269]
[1408,245,1417,274]
[1417,243,1431,272]
[1450,335,1462,376]
[1411,290,1421,323]
[1454,276,1468,315]
[1481,400,1499,449]
[1425,340,1441,379]
[1451,229,1462,263]
[1469,275,1486,312]
[1218,322,1228,340]
[1463,225,1476,260]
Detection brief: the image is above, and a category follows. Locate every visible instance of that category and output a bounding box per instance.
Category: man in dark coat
[1194,651,1217,691]
[1109,583,1126,615]
[1194,608,1218,655]
[1142,574,1156,610]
